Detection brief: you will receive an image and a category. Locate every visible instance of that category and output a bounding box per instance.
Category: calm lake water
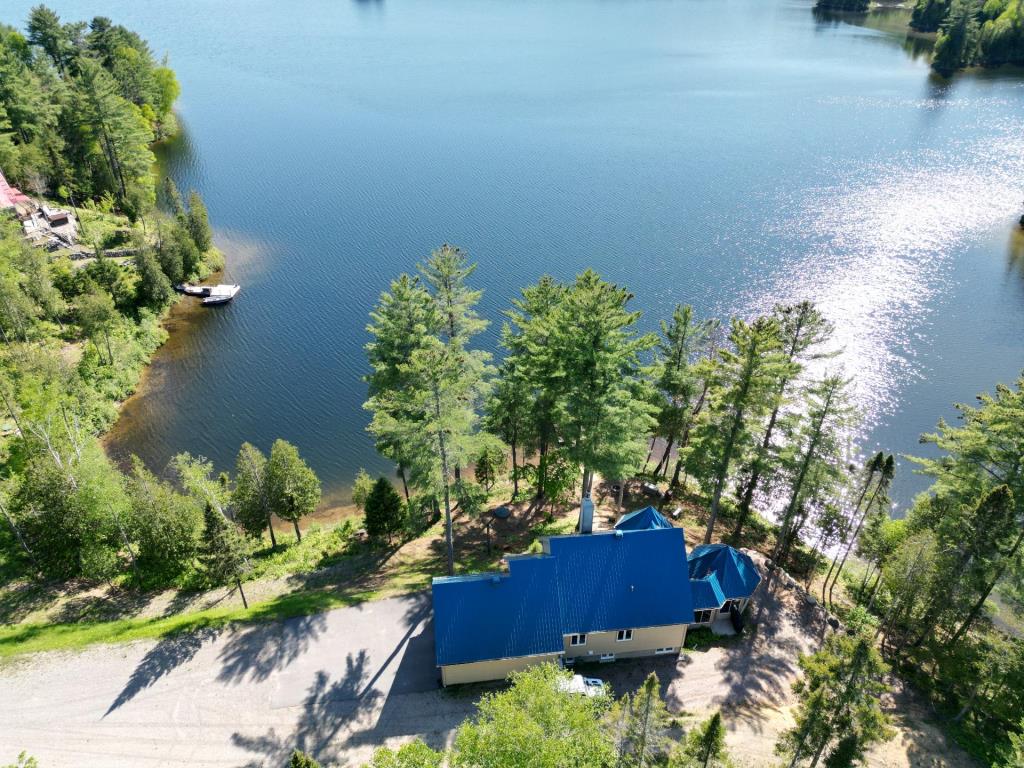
[7,0,1024,510]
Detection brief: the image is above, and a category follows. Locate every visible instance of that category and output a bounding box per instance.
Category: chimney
[578,494,594,535]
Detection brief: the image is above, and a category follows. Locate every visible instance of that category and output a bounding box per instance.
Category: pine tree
[546,269,657,510]
[775,629,891,768]
[364,274,441,501]
[186,189,212,251]
[650,304,718,481]
[734,302,834,539]
[624,672,671,767]
[673,711,731,768]
[691,317,792,544]
[199,502,250,607]
[500,275,566,500]
[364,476,404,542]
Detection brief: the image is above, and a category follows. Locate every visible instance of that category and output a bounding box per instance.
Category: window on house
[616,629,634,642]
[693,609,713,624]
[721,600,734,614]
[570,634,587,646]
[655,647,675,654]
[599,653,615,662]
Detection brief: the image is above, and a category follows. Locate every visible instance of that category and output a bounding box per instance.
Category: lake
[6,0,1024,510]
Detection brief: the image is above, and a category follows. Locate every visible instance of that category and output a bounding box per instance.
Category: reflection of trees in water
[153,116,200,210]
[811,6,934,62]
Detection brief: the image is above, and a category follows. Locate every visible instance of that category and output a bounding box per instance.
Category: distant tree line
[916,0,1024,75]
[0,5,182,219]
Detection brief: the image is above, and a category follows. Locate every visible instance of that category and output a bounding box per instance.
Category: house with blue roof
[431,507,762,685]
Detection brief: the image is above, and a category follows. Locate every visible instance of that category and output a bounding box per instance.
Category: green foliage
[1,752,38,768]
[198,503,249,588]
[266,439,321,542]
[775,629,891,766]
[133,247,173,308]
[126,458,202,585]
[289,750,321,768]
[620,672,672,767]
[232,442,274,542]
[186,190,213,251]
[452,663,616,768]
[932,0,982,74]
[365,477,404,541]
[1,6,179,206]
[364,741,442,768]
[672,712,732,768]
[473,441,506,491]
[352,467,374,511]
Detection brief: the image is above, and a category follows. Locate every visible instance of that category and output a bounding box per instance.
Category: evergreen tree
[126,457,202,584]
[772,374,854,573]
[649,304,718,481]
[932,0,981,74]
[672,712,731,768]
[162,175,185,220]
[501,275,566,500]
[775,628,891,767]
[545,269,657,510]
[199,502,250,608]
[473,441,506,491]
[364,274,441,501]
[624,672,671,768]
[186,189,212,251]
[691,317,792,544]
[484,346,533,498]
[266,439,321,543]
[133,247,172,307]
[734,302,834,539]
[364,476,404,542]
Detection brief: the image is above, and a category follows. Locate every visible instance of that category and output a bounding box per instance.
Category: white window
[721,600,735,614]
[694,609,713,624]
[599,653,616,662]
[570,633,587,647]
[655,647,675,654]
[616,629,634,642]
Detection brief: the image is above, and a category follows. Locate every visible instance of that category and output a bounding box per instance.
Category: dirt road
[0,569,972,767]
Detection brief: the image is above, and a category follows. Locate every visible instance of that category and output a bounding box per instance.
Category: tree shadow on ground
[217,611,329,685]
[712,581,828,734]
[231,592,434,763]
[105,625,223,716]
[231,656,383,767]
[0,581,54,624]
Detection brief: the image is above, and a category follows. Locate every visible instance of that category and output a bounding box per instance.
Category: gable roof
[689,572,726,610]
[614,505,673,531]
[432,555,563,667]
[548,527,693,635]
[687,544,761,600]
[431,527,693,667]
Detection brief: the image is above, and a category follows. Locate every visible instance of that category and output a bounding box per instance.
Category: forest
[364,246,1024,765]
[813,0,1024,74]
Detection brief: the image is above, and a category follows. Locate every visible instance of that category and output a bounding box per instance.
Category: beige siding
[563,624,686,661]
[441,652,563,686]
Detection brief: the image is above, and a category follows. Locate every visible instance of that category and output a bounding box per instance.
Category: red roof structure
[0,168,31,210]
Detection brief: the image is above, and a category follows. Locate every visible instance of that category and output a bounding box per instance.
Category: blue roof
[689,573,726,610]
[432,555,562,667]
[687,544,761,600]
[432,527,693,667]
[614,505,673,531]
[548,528,693,635]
